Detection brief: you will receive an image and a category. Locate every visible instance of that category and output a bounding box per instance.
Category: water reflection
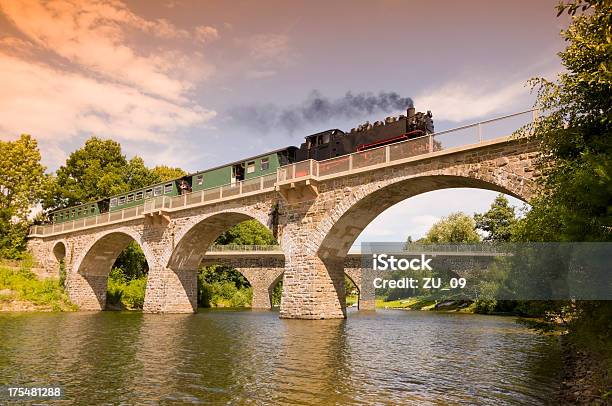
[0,309,560,405]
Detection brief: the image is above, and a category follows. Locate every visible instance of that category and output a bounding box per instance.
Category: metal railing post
[477,123,482,142]
[429,135,433,153]
[385,145,390,162]
[348,154,353,171]
[239,181,243,194]
[260,176,264,190]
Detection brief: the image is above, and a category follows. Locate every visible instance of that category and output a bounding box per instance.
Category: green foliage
[517,0,612,243]
[271,279,283,307]
[106,268,147,310]
[0,135,49,259]
[215,220,277,245]
[151,166,187,182]
[0,221,30,259]
[49,137,165,209]
[113,241,148,280]
[474,298,498,314]
[474,194,518,242]
[197,266,252,308]
[199,265,250,289]
[508,6,612,390]
[0,266,75,311]
[422,212,481,243]
[0,135,49,219]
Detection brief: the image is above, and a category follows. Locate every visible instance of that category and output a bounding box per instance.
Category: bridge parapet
[29,109,539,238]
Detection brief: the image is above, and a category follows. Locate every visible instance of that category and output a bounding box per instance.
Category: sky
[0,0,569,243]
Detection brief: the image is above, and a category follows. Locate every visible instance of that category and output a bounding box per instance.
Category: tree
[151,166,187,182]
[474,194,518,242]
[516,0,611,243]
[422,212,480,243]
[511,1,611,393]
[0,135,49,258]
[215,220,277,245]
[49,137,166,210]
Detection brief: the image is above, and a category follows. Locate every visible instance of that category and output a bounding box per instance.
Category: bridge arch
[317,174,528,260]
[68,228,154,310]
[52,240,67,263]
[166,208,272,271]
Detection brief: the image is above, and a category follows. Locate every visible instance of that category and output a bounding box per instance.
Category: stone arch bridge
[27,111,541,319]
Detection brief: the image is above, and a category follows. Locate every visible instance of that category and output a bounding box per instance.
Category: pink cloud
[0,0,216,100]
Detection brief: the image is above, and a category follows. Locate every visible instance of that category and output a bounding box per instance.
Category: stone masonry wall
[26,138,540,318]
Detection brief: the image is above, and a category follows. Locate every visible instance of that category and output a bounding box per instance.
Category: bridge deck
[29,109,538,238]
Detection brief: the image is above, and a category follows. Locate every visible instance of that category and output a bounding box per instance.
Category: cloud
[414,80,531,122]
[0,53,213,144]
[195,25,219,43]
[0,0,218,170]
[0,0,216,100]
[236,33,296,76]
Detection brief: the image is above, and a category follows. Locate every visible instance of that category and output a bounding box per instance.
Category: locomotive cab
[296,129,344,161]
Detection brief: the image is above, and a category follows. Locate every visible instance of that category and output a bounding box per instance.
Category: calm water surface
[0,309,560,405]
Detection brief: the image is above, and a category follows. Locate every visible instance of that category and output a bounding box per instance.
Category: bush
[474,298,497,314]
[0,266,75,311]
[106,267,147,310]
[197,266,253,308]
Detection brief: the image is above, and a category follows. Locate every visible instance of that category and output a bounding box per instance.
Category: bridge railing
[29,108,538,238]
[29,173,278,237]
[207,244,282,252]
[281,109,539,180]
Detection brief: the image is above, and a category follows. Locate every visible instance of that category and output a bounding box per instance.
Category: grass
[0,265,76,311]
[375,296,476,312]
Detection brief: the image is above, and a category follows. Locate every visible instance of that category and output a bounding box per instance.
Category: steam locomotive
[50,108,433,223]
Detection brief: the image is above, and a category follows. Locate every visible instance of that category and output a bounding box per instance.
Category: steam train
[50,108,433,224]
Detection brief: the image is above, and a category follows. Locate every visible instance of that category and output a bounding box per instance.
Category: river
[0,309,561,405]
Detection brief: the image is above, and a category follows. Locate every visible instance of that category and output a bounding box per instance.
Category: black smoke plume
[229,90,413,134]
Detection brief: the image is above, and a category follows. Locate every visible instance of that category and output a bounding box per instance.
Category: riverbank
[0,266,76,312]
[558,334,611,405]
[375,297,476,312]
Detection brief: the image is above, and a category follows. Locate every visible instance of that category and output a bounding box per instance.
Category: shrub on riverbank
[106,268,147,310]
[0,266,75,311]
[197,265,253,308]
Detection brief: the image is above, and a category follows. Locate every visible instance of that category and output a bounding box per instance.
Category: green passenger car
[191,147,296,192]
[48,146,297,224]
[51,201,103,223]
[109,180,180,212]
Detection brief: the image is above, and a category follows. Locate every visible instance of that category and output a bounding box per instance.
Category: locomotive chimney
[407,107,415,118]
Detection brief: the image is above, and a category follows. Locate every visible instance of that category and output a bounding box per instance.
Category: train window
[322,133,330,144]
[110,198,117,207]
[119,196,126,205]
[154,186,163,196]
[260,158,269,170]
[247,161,255,174]
[196,175,203,185]
[127,194,134,202]
[135,192,143,200]
[164,183,173,194]
[90,207,95,214]
[145,189,152,198]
